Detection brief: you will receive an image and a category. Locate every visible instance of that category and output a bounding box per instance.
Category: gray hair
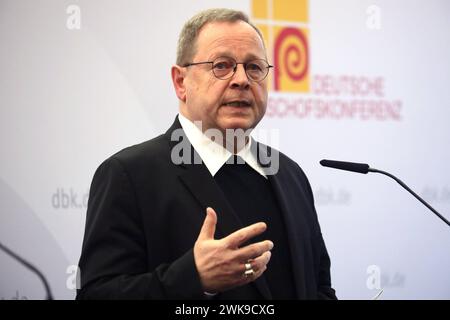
[176,8,265,66]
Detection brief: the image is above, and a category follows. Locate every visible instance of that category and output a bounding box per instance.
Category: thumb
[197,207,217,241]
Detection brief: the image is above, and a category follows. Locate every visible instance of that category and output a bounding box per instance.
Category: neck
[224,134,250,154]
[179,111,251,154]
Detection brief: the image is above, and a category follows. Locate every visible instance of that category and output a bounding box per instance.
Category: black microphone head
[320,159,370,174]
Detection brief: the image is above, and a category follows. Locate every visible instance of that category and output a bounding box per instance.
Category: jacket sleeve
[76,157,205,299]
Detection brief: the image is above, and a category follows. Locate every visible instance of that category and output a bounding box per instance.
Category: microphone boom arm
[0,241,54,300]
[368,167,450,227]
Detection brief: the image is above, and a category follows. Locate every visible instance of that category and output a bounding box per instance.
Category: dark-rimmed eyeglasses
[183,56,273,82]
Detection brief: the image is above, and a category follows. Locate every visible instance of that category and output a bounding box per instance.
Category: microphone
[320,159,450,227]
[0,241,54,300]
[320,159,370,174]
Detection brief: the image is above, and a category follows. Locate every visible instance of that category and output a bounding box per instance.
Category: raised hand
[193,207,273,293]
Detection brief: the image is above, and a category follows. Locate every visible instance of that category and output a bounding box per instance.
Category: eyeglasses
[183,56,273,82]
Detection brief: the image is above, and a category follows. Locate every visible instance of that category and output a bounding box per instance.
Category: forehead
[195,21,266,60]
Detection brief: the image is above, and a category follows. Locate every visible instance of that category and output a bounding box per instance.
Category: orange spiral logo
[274,27,309,91]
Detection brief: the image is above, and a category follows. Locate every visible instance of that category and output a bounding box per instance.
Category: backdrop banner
[1,0,449,299]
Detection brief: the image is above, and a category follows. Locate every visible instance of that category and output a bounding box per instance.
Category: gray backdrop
[1,0,449,299]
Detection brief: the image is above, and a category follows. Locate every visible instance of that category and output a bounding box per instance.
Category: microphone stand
[369,167,450,227]
[0,241,54,300]
[320,159,450,228]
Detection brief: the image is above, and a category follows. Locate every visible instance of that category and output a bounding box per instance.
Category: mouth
[222,100,252,107]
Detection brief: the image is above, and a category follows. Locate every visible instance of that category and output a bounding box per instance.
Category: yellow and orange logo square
[252,0,310,92]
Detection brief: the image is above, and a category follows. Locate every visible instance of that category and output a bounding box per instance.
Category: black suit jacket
[76,117,336,300]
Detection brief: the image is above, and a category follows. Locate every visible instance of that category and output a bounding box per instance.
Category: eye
[246,62,264,72]
[213,58,234,70]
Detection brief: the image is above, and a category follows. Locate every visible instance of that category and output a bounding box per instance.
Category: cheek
[187,78,211,106]
[205,81,227,104]
[254,85,268,110]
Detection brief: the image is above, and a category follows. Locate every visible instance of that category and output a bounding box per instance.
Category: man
[77,8,336,300]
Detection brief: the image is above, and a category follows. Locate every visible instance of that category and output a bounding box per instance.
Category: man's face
[178,21,269,133]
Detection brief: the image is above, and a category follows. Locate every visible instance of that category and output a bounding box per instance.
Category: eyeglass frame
[182,56,273,82]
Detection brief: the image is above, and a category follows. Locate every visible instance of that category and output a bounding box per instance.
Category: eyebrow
[208,51,266,61]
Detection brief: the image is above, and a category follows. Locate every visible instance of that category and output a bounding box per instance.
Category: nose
[230,63,250,90]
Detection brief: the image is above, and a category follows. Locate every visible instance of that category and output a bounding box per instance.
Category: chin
[219,117,255,131]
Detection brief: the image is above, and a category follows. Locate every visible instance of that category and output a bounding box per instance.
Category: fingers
[235,244,272,285]
[195,210,273,291]
[234,240,273,262]
[245,251,271,274]
[252,264,267,280]
[197,207,217,241]
[225,222,267,248]
[239,253,271,284]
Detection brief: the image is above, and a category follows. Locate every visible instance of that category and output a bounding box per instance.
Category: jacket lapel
[165,117,272,299]
[165,117,242,239]
[255,142,308,299]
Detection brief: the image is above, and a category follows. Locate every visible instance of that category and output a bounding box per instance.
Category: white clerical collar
[178,113,267,178]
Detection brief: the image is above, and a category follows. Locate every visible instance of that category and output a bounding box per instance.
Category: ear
[171,65,187,102]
